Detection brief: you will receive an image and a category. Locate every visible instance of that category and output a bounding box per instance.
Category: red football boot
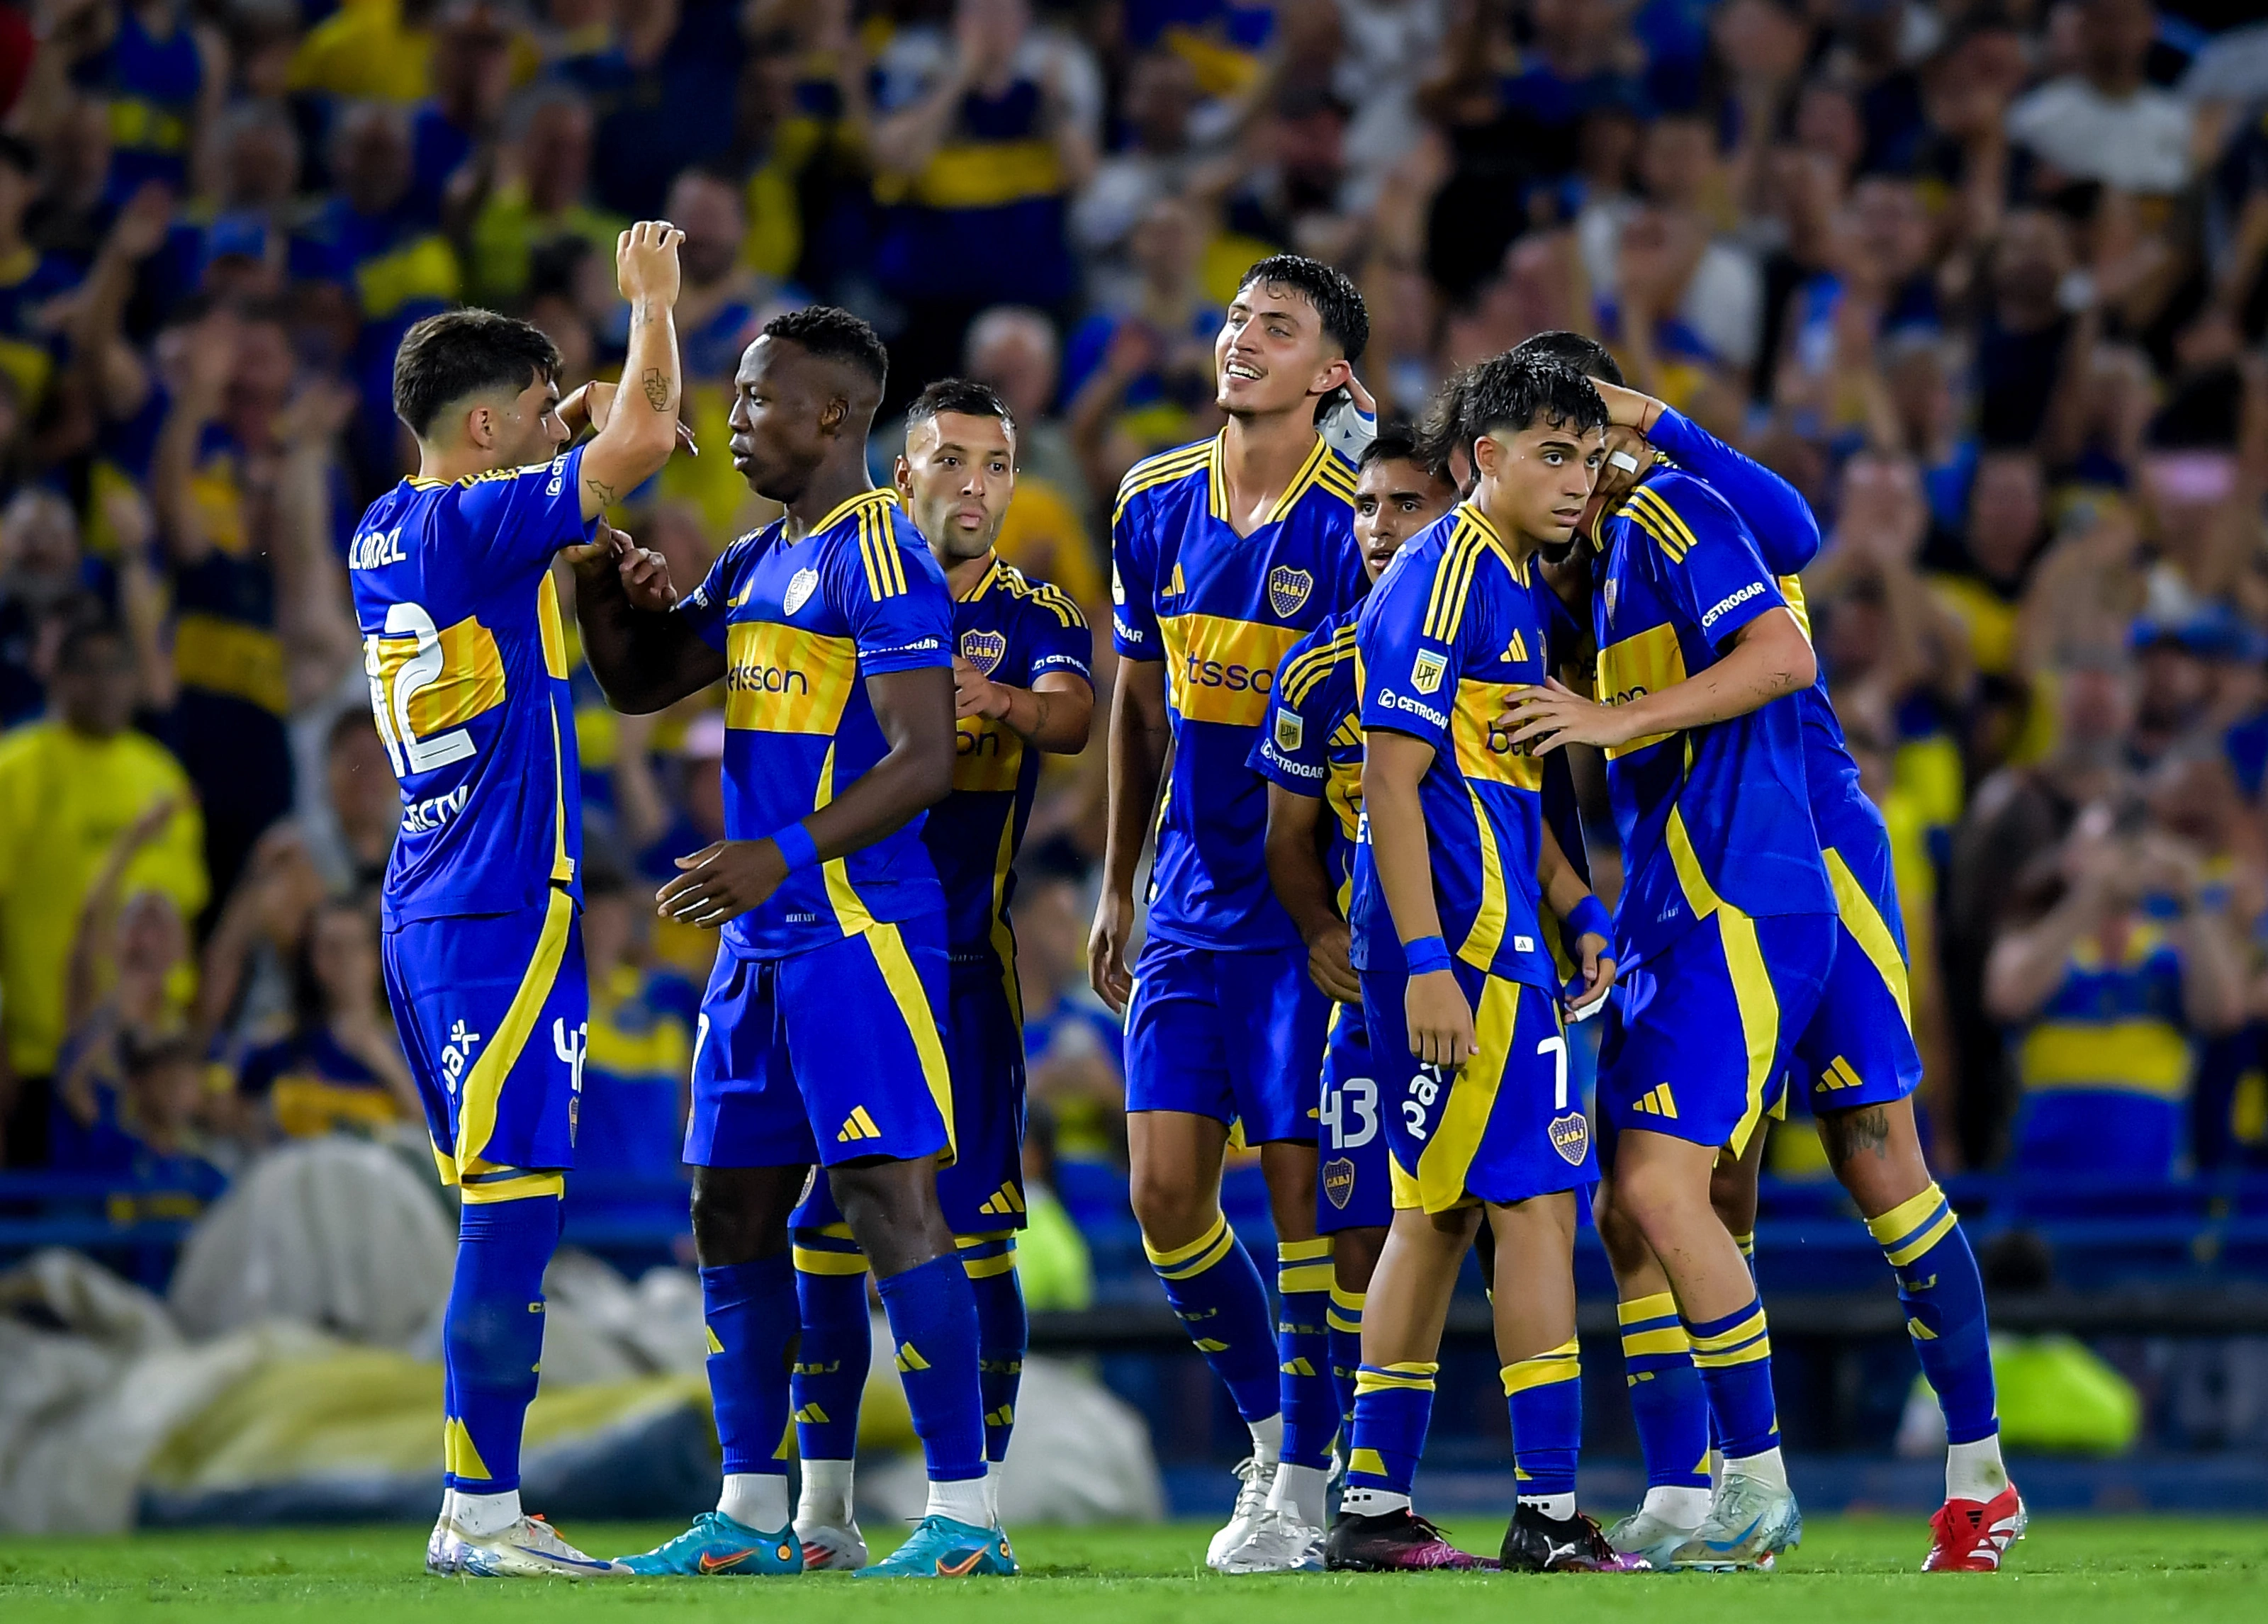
[1923,1484,2027,1572]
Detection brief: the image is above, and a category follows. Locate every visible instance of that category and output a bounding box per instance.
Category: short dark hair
[1510,329,1626,388]
[0,134,37,180]
[1358,423,1435,476]
[1235,254,1368,363]
[393,309,561,438]
[761,305,888,390]
[55,611,128,672]
[1416,354,1607,469]
[121,1029,200,1080]
[906,376,1014,438]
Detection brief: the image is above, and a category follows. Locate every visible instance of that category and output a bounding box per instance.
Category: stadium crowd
[0,0,2265,1244]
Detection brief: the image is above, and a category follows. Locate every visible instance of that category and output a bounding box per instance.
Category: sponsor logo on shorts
[1549,1110,1589,1166]
[1701,581,1765,628]
[1322,1157,1356,1209]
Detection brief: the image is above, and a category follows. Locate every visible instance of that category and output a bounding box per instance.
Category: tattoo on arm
[1821,1103,1892,1163]
[641,368,670,412]
[585,475,619,507]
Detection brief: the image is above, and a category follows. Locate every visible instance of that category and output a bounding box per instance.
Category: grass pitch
[2,1516,2262,1623]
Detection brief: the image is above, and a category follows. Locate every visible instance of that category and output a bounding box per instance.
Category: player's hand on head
[656,839,787,927]
[1306,920,1362,1004]
[1088,889,1135,1014]
[1404,969,1475,1069]
[616,220,687,308]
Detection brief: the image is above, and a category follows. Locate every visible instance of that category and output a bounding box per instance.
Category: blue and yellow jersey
[349,445,593,925]
[1590,469,1834,964]
[677,487,955,959]
[0,246,80,408]
[576,962,696,1183]
[1251,603,1363,914]
[1111,432,1365,951]
[72,6,206,195]
[921,553,1092,957]
[2017,922,2192,1102]
[237,1028,405,1139]
[1349,503,1556,990]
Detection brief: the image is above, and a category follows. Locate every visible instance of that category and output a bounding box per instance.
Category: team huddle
[352,223,2023,1581]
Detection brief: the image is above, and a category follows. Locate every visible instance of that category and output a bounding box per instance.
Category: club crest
[1410,650,1447,695]
[1549,1111,1590,1166]
[960,628,1008,676]
[783,567,820,616]
[1322,1157,1356,1209]
[1268,565,1313,619]
[1275,710,1304,752]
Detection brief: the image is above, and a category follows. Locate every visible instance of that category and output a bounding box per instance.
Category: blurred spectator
[0,619,204,1166]
[235,894,419,1142]
[1016,1099,1094,1312]
[1015,838,1124,1166]
[965,304,1101,607]
[1985,791,2246,1178]
[461,84,619,308]
[1065,195,1223,492]
[50,1028,229,1238]
[568,859,695,1228]
[60,1,228,202]
[309,711,399,895]
[2006,0,2193,198]
[0,490,105,728]
[554,0,746,219]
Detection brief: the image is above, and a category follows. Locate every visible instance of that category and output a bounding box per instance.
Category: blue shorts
[685,915,953,1173]
[1124,935,1327,1144]
[1785,838,1924,1115]
[383,889,588,1193]
[1599,910,1836,1156]
[1362,964,1595,1214]
[2012,1089,2181,1179]
[797,946,1026,1235]
[1317,999,1396,1234]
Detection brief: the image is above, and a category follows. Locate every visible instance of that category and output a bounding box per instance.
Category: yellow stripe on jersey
[1113,439,1212,524]
[1159,612,1303,728]
[549,701,574,884]
[1456,778,1509,970]
[1280,628,1353,705]
[723,621,859,735]
[1778,573,1812,641]
[367,612,508,737]
[1593,620,1686,758]
[1449,680,1544,790]
[814,743,877,935]
[451,886,575,1172]
[1624,483,1702,563]
[537,574,568,680]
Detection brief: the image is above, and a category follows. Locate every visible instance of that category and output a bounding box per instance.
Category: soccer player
[356,221,689,1579]
[1087,254,1370,1566]
[1326,355,1623,1574]
[1507,366,1841,1574]
[1247,427,1456,1569]
[1525,336,2020,1573]
[573,308,1007,1579]
[790,378,1095,1566]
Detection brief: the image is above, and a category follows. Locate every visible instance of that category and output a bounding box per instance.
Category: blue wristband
[768,822,819,874]
[1566,895,1612,946]
[1403,935,1452,976]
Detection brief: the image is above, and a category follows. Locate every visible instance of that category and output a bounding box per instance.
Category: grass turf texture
[3,1517,2262,1621]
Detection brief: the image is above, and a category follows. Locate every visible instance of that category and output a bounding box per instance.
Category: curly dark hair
[1235,253,1369,363]
[1415,354,1607,470]
[393,308,561,438]
[1509,329,1627,387]
[760,305,889,390]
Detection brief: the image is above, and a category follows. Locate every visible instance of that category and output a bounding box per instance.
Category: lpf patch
[1410,649,1447,694]
[1275,710,1304,752]
[960,628,1007,676]
[1267,564,1313,619]
[783,567,820,615]
[1548,1110,1590,1166]
[1322,1156,1357,1210]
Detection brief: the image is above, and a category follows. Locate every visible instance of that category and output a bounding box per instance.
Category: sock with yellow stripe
[1867,1183,2004,1497]
[1327,1287,1364,1441]
[1685,1295,1780,1461]
[442,1192,559,1499]
[874,1253,987,1496]
[790,1230,871,1467]
[1276,1239,1336,1474]
[1503,1339,1582,1504]
[1733,1231,1758,1287]
[1143,1212,1281,1426]
[1619,1292,1710,1493]
[962,1238,1026,1467]
[702,1253,797,1493]
[1344,1361,1437,1513]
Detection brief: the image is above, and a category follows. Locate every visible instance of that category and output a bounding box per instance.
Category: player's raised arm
[578,221,687,520]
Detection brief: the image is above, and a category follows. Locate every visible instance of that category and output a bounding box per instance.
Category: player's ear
[1312,355,1352,398]
[818,394,848,436]
[464,401,495,451]
[892,453,913,500]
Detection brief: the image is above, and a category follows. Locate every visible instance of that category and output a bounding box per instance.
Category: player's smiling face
[1472,417,1605,549]
[1215,280,1348,418]
[1353,457,1454,582]
[727,336,833,503]
[896,410,1015,564]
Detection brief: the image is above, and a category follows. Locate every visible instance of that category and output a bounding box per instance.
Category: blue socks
[1344,1362,1437,1507]
[702,1253,797,1479]
[1276,1239,1337,1471]
[962,1237,1026,1464]
[1619,1291,1710,1491]
[1143,1212,1281,1425]
[874,1253,987,1484]
[791,1227,871,1463]
[1503,1339,1582,1500]
[1685,1294,1780,1460]
[444,1191,561,1494]
[1868,1183,1999,1444]
[1327,1285,1364,1443]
